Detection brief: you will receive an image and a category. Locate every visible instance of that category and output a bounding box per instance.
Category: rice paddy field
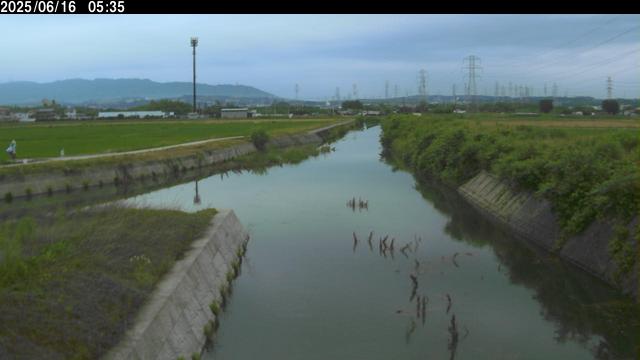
[0,118,337,161]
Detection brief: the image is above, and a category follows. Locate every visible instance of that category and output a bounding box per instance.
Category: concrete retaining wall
[0,120,353,200]
[459,170,638,298]
[104,209,249,360]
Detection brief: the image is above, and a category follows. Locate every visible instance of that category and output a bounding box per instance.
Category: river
[126,125,638,360]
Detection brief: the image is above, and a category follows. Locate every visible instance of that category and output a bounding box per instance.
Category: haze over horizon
[1,14,639,100]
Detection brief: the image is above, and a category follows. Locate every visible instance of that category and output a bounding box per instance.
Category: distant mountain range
[0,78,276,105]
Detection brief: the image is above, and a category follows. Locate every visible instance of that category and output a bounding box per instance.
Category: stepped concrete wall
[459,170,637,298]
[104,209,249,360]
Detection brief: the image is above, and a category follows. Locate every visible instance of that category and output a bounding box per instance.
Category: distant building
[453,109,466,114]
[221,108,249,119]
[65,108,77,119]
[15,113,35,122]
[0,107,12,121]
[361,110,382,116]
[97,111,172,119]
[33,108,58,121]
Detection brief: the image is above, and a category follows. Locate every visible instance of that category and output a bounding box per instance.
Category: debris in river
[446,293,452,314]
[421,296,427,325]
[452,252,459,268]
[409,274,419,301]
[368,231,373,250]
[400,244,411,257]
[462,326,470,341]
[346,197,369,211]
[448,314,459,360]
[405,318,417,344]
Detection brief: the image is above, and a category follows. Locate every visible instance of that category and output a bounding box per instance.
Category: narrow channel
[126,125,637,360]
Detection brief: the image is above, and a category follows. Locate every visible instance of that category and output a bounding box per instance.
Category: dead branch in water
[452,252,459,268]
[421,296,427,325]
[448,314,459,360]
[446,293,452,314]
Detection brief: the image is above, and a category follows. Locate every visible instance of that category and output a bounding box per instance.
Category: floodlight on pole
[191,37,198,114]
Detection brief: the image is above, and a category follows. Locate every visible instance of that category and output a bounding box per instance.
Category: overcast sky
[0,14,638,100]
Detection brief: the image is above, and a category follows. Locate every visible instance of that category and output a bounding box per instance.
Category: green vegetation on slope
[380,114,639,239]
[0,119,336,160]
[0,206,216,359]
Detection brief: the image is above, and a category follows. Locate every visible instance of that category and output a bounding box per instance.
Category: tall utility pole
[462,55,481,111]
[385,80,390,99]
[607,76,613,99]
[190,37,198,114]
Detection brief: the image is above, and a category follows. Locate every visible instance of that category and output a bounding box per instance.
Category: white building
[97,111,173,119]
[16,113,35,122]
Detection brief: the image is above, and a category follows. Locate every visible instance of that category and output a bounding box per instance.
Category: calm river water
[127,125,638,360]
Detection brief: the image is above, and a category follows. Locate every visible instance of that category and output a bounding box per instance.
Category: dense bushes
[381,115,639,237]
[250,129,269,150]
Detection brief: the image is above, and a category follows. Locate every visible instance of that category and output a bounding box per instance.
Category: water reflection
[118,125,638,360]
[406,173,640,360]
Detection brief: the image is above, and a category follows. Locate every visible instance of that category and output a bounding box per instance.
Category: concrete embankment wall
[458,170,638,298]
[0,121,352,200]
[104,209,249,360]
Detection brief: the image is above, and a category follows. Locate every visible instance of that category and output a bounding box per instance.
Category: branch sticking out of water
[448,314,459,360]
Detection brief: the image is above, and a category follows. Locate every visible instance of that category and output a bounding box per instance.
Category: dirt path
[3,136,245,167]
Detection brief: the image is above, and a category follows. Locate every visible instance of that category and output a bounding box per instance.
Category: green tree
[602,99,620,115]
[539,99,554,113]
[132,99,191,115]
[341,100,363,110]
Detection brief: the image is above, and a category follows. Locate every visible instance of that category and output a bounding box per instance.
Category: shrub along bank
[381,115,638,281]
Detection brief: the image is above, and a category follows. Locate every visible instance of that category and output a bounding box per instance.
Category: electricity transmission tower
[352,84,358,100]
[552,83,558,98]
[335,87,341,102]
[418,69,428,104]
[462,55,481,111]
[295,83,299,101]
[394,84,398,98]
[385,80,390,99]
[607,76,613,99]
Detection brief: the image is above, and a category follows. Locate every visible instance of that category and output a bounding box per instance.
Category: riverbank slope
[380,115,638,299]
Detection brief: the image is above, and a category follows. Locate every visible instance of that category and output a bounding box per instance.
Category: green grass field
[0,205,217,358]
[0,118,337,161]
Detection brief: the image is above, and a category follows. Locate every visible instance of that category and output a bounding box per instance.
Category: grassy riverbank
[0,118,337,161]
[380,114,639,240]
[0,206,216,359]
